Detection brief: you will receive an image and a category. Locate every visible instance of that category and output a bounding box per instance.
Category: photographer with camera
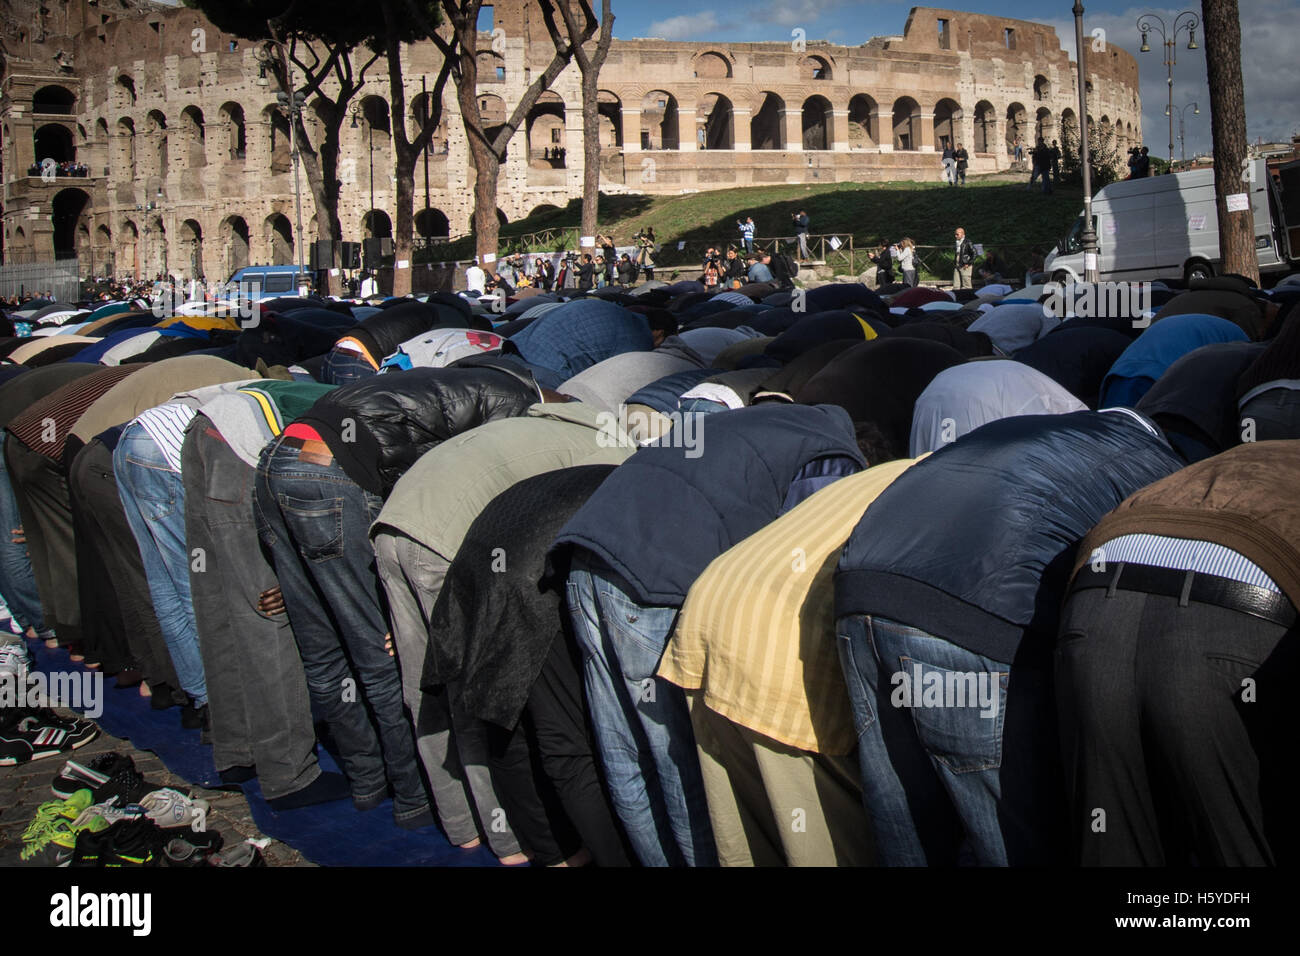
[793,210,810,261]
[635,227,657,281]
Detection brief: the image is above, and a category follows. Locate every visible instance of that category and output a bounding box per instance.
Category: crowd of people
[1,243,1298,868]
[27,160,91,178]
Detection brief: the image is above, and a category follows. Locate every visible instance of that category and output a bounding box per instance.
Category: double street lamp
[257,44,307,289]
[1137,11,1200,172]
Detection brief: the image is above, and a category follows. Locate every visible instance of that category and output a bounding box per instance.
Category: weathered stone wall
[1,0,1142,278]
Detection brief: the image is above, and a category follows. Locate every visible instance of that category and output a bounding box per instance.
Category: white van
[1044,157,1296,283]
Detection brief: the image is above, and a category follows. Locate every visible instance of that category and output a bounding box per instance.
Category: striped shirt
[659,457,920,755]
[1093,534,1281,592]
[5,365,140,462]
[134,402,198,473]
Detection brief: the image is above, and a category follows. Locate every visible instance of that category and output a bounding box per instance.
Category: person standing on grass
[953,227,976,290]
[793,210,811,261]
[738,217,756,254]
[954,143,969,186]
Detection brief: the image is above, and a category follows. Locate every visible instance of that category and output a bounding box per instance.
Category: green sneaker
[20,789,106,865]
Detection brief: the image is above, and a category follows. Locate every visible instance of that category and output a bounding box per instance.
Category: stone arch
[51,187,90,258]
[692,51,732,79]
[179,218,204,279]
[415,208,450,238]
[892,96,921,151]
[33,84,75,115]
[641,91,679,150]
[115,117,136,180]
[1034,74,1050,101]
[356,95,392,180]
[34,124,75,165]
[933,97,962,151]
[1035,107,1055,144]
[598,90,622,148]
[219,102,246,161]
[802,95,833,150]
[1006,102,1028,153]
[120,219,139,277]
[527,90,567,165]
[115,73,136,108]
[146,109,168,178]
[801,55,833,81]
[409,90,447,148]
[264,104,291,175]
[751,92,785,150]
[973,100,996,153]
[848,94,878,148]
[221,215,250,275]
[180,105,206,168]
[264,213,293,264]
[363,209,393,239]
[697,93,734,150]
[477,50,506,82]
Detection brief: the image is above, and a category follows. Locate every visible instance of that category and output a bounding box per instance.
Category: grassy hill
[422,176,1087,278]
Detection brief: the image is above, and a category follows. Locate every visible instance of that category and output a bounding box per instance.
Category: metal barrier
[0,259,82,302]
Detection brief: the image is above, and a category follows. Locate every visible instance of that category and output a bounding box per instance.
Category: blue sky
[600,0,1297,157]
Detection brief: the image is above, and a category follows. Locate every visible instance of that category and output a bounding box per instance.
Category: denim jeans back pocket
[897,654,1007,774]
[835,618,878,738]
[123,459,177,521]
[596,580,675,682]
[278,494,345,563]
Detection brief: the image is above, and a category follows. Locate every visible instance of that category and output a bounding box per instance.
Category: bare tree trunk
[1201,0,1259,284]
[580,70,600,238]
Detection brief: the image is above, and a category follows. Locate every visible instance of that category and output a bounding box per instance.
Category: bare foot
[459,837,481,850]
[69,651,84,663]
[498,852,530,866]
[45,637,58,649]
[139,681,152,698]
[553,847,591,868]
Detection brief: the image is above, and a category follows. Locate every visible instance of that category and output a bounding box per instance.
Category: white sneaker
[138,788,209,832]
[71,795,145,829]
[0,642,29,680]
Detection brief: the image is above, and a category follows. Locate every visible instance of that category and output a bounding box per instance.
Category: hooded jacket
[294,364,540,496]
[551,402,866,607]
[835,409,1184,664]
[1100,313,1249,409]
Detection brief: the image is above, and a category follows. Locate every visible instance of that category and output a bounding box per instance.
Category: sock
[267,772,352,811]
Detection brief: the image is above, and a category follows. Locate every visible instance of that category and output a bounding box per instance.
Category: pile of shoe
[20,752,221,867]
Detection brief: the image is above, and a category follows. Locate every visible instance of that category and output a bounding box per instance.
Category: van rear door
[1100,189,1156,279]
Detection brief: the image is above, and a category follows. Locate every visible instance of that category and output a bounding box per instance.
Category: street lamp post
[1074,1,1099,283]
[1137,11,1200,173]
[259,44,307,290]
[1171,101,1200,165]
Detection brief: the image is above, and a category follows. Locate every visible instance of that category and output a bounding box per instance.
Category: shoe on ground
[100,817,169,867]
[20,789,107,866]
[0,641,29,679]
[86,760,154,806]
[180,701,209,731]
[0,708,94,767]
[208,840,266,867]
[138,788,209,831]
[30,708,99,750]
[51,752,136,798]
[163,829,223,867]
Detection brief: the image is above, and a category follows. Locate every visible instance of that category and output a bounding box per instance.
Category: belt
[1070,563,1297,629]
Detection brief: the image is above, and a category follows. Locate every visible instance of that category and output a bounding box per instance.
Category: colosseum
[1,0,1142,281]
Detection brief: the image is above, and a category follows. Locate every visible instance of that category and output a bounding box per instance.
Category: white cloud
[647,13,721,41]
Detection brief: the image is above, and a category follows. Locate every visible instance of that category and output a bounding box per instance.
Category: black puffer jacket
[295,363,541,496]
[340,300,470,366]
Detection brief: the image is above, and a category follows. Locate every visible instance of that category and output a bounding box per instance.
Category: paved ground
[0,709,311,867]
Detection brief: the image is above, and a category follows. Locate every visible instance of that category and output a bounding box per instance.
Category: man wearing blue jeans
[833,410,1184,865]
[254,430,432,829]
[565,552,709,866]
[113,416,209,716]
[0,434,49,642]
